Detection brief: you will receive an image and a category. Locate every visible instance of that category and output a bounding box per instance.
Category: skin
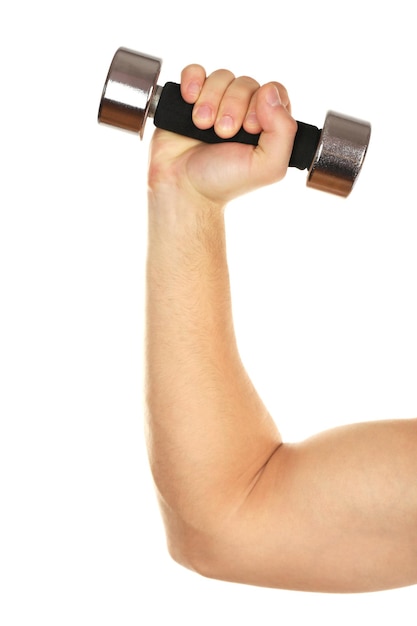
[145,64,417,593]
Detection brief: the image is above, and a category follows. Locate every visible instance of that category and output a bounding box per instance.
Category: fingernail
[245,111,259,127]
[194,104,213,122]
[187,81,201,99]
[266,85,281,107]
[218,114,234,131]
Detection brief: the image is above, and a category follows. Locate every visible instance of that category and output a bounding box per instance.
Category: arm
[145,65,417,593]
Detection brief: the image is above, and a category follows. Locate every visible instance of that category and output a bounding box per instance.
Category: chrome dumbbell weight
[98,47,371,197]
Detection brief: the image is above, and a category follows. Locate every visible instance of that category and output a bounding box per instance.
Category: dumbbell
[98,47,371,197]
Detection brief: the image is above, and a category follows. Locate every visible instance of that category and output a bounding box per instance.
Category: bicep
[197,418,417,593]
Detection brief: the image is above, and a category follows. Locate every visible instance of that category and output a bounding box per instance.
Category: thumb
[252,83,298,186]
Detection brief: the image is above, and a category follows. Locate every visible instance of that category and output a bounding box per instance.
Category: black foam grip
[153,82,321,171]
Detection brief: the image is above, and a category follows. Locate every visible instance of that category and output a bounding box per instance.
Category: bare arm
[145,65,417,593]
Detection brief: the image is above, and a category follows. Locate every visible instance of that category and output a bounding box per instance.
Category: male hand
[148,64,297,206]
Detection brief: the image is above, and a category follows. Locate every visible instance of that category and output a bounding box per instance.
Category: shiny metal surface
[98,47,162,137]
[307,111,371,197]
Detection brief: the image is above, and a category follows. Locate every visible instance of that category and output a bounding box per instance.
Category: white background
[1,1,416,624]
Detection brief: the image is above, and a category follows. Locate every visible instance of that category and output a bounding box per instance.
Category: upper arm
[177,418,417,593]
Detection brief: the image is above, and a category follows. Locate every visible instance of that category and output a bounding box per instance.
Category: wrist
[148,184,225,234]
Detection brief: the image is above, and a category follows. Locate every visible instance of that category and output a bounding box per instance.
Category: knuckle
[209,68,235,82]
[237,75,260,90]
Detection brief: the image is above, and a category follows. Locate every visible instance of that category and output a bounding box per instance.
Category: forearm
[145,192,281,534]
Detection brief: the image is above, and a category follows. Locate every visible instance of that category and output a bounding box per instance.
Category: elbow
[163,521,217,580]
[161,508,229,582]
[167,541,228,584]
[166,534,202,576]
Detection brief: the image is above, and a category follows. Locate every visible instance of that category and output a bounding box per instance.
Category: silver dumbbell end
[98,48,162,138]
[306,111,371,196]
